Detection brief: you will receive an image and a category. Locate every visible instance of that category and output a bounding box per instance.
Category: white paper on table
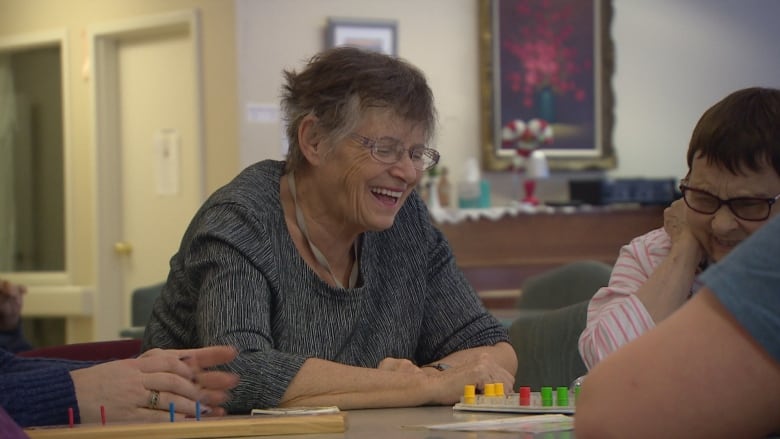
[415,413,573,433]
[251,406,340,416]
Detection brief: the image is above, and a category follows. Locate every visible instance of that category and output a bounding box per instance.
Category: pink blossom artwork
[496,0,597,153]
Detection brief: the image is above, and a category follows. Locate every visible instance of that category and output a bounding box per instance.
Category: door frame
[89,10,205,340]
[0,29,75,287]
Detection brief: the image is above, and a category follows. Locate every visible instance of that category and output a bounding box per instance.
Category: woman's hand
[376,352,514,405]
[71,345,239,423]
[664,199,704,263]
[425,351,515,405]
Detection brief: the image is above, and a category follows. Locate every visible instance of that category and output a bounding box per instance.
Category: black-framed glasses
[350,133,440,172]
[679,181,780,221]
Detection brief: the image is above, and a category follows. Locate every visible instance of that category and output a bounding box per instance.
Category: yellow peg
[463,384,476,404]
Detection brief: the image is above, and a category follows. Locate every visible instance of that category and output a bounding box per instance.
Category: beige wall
[236,0,780,200]
[0,0,238,287]
[236,0,481,184]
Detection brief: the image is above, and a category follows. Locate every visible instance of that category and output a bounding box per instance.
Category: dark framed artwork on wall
[479,0,616,171]
[326,18,398,56]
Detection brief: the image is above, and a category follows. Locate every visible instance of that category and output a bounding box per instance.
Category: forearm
[633,241,700,322]
[436,343,517,377]
[281,343,517,409]
[575,291,780,439]
[280,358,438,409]
[579,294,655,369]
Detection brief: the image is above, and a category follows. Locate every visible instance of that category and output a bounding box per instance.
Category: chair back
[508,300,589,390]
[119,282,164,339]
[17,339,142,361]
[517,260,612,309]
[130,282,164,326]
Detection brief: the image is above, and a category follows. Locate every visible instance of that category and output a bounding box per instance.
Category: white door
[92,11,204,340]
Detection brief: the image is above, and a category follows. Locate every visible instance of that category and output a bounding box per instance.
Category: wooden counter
[436,206,664,307]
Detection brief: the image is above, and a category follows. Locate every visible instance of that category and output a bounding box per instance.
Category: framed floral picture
[479,0,616,171]
[326,18,397,56]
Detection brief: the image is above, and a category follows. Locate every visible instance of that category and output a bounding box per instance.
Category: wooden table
[244,406,573,439]
[436,206,664,307]
[26,407,572,439]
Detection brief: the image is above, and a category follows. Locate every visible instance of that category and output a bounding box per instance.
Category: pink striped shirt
[578,228,703,370]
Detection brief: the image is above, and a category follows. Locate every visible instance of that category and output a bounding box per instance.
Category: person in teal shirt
[576,213,780,439]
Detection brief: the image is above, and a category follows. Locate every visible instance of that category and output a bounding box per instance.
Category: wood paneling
[436,206,664,306]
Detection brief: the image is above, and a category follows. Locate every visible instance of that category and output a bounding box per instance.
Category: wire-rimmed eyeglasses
[679,181,780,221]
[350,133,440,172]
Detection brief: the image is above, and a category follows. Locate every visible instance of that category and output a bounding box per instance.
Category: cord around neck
[287,171,359,289]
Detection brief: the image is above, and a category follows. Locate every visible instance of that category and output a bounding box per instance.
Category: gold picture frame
[479,0,616,171]
[326,18,398,56]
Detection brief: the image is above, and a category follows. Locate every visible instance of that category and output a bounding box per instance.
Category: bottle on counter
[458,158,491,208]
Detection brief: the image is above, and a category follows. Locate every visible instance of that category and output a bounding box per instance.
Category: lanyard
[287,172,359,289]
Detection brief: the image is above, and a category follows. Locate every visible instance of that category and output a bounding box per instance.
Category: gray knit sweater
[142,160,508,412]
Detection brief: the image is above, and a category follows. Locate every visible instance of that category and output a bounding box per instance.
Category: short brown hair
[687,87,780,176]
[280,47,437,173]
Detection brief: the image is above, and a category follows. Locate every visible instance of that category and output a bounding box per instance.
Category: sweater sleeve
[578,230,667,369]
[0,352,84,427]
[416,205,509,362]
[145,202,309,413]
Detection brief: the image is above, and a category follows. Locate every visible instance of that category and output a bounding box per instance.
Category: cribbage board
[24,412,346,439]
[453,384,576,415]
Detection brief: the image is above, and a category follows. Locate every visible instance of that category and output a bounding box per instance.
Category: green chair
[509,300,590,390]
[516,260,612,310]
[509,260,612,390]
[119,282,164,339]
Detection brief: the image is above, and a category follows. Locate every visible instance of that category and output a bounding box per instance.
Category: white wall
[236,0,480,181]
[237,0,780,193]
[612,0,780,180]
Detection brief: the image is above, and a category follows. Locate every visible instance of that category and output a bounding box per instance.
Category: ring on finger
[148,389,160,409]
